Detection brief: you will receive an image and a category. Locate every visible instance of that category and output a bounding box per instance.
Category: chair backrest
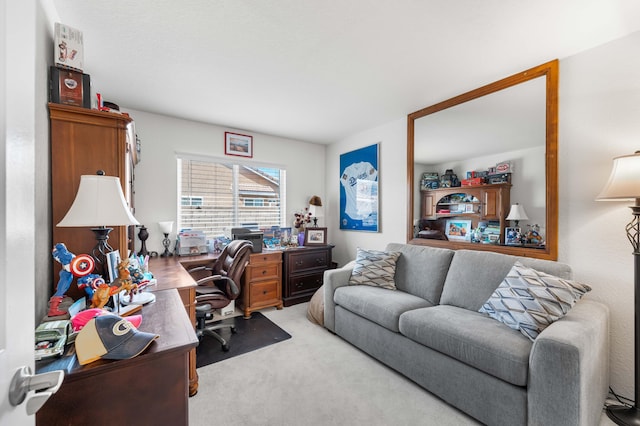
[216,240,253,298]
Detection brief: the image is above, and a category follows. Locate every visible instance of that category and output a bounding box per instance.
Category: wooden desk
[149,253,218,396]
[36,289,198,425]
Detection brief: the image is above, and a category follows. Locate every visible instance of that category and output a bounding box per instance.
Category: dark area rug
[196,312,291,368]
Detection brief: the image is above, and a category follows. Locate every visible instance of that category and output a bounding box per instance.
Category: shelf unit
[420,183,511,243]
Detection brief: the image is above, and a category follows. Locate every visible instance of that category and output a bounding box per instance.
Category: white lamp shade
[57,175,139,227]
[596,151,640,201]
[506,203,529,221]
[308,205,323,218]
[158,221,174,234]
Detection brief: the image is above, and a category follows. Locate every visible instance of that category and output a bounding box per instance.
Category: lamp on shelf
[57,172,139,277]
[505,203,529,228]
[158,221,174,257]
[596,150,640,425]
[308,195,323,227]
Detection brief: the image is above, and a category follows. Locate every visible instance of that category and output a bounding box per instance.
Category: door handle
[9,366,64,415]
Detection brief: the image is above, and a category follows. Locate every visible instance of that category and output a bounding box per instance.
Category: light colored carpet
[189,302,614,426]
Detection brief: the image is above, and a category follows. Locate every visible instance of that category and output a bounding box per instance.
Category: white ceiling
[51,1,640,145]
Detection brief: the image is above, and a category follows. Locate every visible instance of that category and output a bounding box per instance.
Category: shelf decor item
[224,131,253,158]
[444,219,471,241]
[506,203,529,227]
[596,151,640,425]
[158,221,174,257]
[308,195,323,226]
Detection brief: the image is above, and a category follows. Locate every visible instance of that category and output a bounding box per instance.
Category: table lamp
[505,203,529,228]
[308,195,323,227]
[57,173,139,276]
[158,221,174,257]
[596,151,640,425]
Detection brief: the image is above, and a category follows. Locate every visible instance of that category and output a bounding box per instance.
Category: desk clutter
[39,242,159,363]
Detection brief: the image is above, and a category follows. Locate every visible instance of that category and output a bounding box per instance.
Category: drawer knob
[263,290,267,295]
[262,270,267,275]
[295,260,304,266]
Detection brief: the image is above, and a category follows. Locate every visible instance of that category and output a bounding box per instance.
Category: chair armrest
[323,265,355,332]
[528,299,609,426]
[196,274,223,286]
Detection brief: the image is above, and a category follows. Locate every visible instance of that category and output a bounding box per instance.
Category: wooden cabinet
[240,251,283,318]
[282,246,333,307]
[420,183,511,243]
[50,103,135,289]
[36,289,197,425]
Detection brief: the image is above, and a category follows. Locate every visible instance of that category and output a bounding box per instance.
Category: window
[178,156,286,240]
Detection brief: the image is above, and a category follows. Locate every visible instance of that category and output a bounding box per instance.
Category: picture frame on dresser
[445,219,471,242]
[304,227,327,245]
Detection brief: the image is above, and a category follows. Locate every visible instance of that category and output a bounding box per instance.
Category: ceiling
[51,1,640,145]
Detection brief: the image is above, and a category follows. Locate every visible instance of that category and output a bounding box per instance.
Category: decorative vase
[298,232,305,247]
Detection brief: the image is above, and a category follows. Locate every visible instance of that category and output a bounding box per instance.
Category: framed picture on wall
[339,143,379,232]
[225,132,253,158]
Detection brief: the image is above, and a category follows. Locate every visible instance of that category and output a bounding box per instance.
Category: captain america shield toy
[70,254,95,277]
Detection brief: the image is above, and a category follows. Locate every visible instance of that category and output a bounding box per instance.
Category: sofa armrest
[528,299,610,426]
[323,265,354,332]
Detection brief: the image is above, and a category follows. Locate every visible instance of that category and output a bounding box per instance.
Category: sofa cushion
[334,285,432,332]
[348,248,401,290]
[385,243,455,304]
[440,250,573,311]
[479,262,592,341]
[399,305,532,386]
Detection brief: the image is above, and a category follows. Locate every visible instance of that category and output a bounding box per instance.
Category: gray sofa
[323,243,609,426]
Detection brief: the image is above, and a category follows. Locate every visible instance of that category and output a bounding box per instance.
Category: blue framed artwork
[339,143,379,232]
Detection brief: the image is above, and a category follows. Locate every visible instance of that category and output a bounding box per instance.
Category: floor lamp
[57,173,140,277]
[597,151,640,425]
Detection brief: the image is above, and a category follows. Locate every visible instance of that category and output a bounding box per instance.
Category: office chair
[188,240,253,351]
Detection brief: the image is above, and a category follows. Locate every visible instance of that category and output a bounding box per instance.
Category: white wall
[326,30,640,399]
[560,31,640,399]
[125,108,327,254]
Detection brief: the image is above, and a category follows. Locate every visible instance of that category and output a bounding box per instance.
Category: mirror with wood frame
[406,60,558,260]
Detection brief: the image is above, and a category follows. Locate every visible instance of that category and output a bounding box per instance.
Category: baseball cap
[71,308,142,332]
[75,313,158,365]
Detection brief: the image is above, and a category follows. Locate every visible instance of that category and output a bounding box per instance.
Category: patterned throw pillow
[479,261,591,341]
[348,248,401,290]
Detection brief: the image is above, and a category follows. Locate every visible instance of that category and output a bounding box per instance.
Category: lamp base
[607,404,640,425]
[161,232,173,257]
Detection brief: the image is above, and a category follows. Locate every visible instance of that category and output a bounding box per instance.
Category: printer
[229,227,263,253]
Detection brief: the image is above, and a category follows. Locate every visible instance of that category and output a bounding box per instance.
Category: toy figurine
[90,283,121,309]
[49,243,95,317]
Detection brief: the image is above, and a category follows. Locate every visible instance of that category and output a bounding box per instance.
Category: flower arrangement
[293,208,312,230]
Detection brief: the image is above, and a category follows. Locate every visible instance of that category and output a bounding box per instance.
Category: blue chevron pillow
[479,261,591,341]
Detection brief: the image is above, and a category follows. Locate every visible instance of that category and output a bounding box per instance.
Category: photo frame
[106,250,121,284]
[444,220,472,241]
[225,131,253,158]
[304,227,328,245]
[339,143,379,232]
[505,227,521,245]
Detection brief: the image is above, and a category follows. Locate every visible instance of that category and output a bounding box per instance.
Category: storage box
[54,23,84,71]
[176,230,207,256]
[461,177,483,186]
[220,300,235,316]
[50,66,91,108]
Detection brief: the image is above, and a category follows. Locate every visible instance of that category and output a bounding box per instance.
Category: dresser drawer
[250,252,282,265]
[289,272,324,296]
[250,279,280,304]
[288,251,330,273]
[245,263,280,281]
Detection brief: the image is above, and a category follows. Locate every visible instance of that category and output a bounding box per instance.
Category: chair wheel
[222,344,230,352]
[231,326,237,334]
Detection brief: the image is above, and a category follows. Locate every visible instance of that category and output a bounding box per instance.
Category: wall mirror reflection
[406,60,558,260]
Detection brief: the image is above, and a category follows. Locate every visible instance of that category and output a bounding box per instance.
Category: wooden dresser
[282,246,334,306]
[36,289,197,425]
[240,251,283,318]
